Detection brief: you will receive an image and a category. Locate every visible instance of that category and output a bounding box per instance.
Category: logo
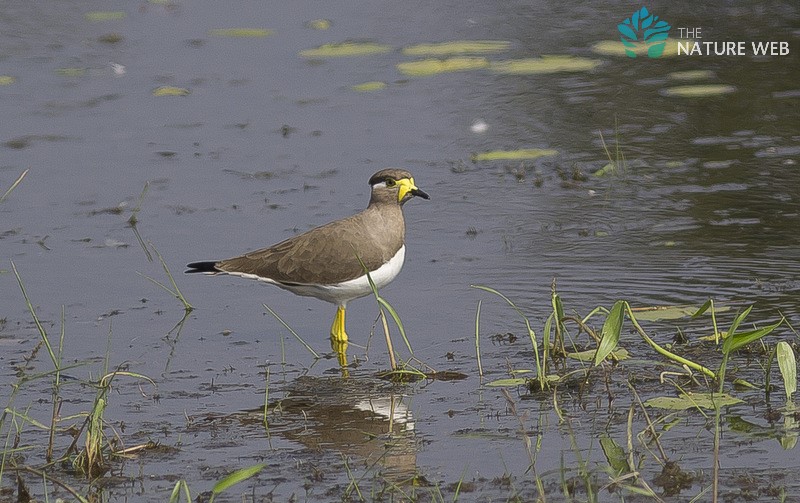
[618,7,671,58]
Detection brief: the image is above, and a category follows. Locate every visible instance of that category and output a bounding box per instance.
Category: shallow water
[1,0,799,501]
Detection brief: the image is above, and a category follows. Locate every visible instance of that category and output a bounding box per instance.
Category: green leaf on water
[727,415,760,434]
[153,86,191,97]
[662,418,682,432]
[402,40,510,56]
[209,28,273,38]
[600,436,630,475]
[662,85,736,98]
[306,19,331,30]
[0,76,16,85]
[85,11,126,22]
[645,392,743,410]
[732,378,759,390]
[668,70,715,81]
[630,303,730,321]
[630,302,730,322]
[56,68,86,77]
[211,464,266,496]
[590,39,687,58]
[568,347,629,362]
[594,162,620,177]
[490,56,602,74]
[566,349,594,361]
[471,148,558,162]
[595,301,624,365]
[510,369,534,376]
[396,57,489,76]
[300,42,391,58]
[485,378,528,387]
[776,341,797,401]
[781,411,798,450]
[351,81,386,92]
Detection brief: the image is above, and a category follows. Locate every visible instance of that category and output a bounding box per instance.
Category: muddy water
[1,1,799,501]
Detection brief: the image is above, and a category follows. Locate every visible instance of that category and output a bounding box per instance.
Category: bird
[186,168,429,345]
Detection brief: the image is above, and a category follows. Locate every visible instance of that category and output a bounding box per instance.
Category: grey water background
[1,0,798,500]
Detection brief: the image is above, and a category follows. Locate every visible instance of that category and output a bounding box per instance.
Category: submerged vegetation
[4,254,797,501]
[4,265,156,499]
[2,154,797,500]
[471,282,798,501]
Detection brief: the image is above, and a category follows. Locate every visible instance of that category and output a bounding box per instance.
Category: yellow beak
[396,177,430,202]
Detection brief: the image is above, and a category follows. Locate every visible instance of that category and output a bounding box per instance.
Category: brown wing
[216,207,404,285]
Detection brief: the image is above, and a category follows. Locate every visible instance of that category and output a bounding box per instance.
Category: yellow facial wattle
[396,177,418,202]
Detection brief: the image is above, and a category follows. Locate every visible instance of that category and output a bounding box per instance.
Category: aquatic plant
[472,282,796,501]
[4,264,155,497]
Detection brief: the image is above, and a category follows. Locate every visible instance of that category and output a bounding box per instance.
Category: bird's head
[368,168,430,206]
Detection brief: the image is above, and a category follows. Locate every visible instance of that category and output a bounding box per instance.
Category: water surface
[1,0,798,500]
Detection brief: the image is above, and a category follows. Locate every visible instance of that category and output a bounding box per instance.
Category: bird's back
[216,204,405,285]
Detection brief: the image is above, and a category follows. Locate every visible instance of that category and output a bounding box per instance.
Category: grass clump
[3,263,156,499]
[472,280,796,501]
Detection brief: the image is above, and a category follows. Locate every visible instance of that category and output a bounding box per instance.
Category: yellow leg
[330,306,349,376]
[330,338,349,370]
[330,305,349,343]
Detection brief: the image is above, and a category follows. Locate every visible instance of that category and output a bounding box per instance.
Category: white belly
[228,245,406,306]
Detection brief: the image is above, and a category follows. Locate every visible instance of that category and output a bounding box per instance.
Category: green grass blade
[452,463,470,503]
[691,299,712,318]
[150,242,193,311]
[721,306,753,353]
[263,304,320,359]
[471,285,543,385]
[723,318,783,354]
[169,479,192,503]
[377,296,414,356]
[542,313,553,369]
[552,291,566,355]
[693,299,721,342]
[99,370,156,388]
[776,341,797,402]
[354,251,415,358]
[11,261,59,368]
[3,407,50,430]
[595,301,624,365]
[211,464,266,497]
[130,222,153,263]
[624,302,716,379]
[128,181,150,225]
[168,480,182,503]
[0,168,28,202]
[475,300,483,377]
[729,305,753,333]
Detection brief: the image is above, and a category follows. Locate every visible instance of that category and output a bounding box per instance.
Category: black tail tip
[185,261,219,274]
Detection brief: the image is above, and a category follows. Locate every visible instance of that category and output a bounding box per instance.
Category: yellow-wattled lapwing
[186,168,429,344]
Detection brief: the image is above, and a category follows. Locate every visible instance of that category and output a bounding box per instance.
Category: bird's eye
[385,178,396,187]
